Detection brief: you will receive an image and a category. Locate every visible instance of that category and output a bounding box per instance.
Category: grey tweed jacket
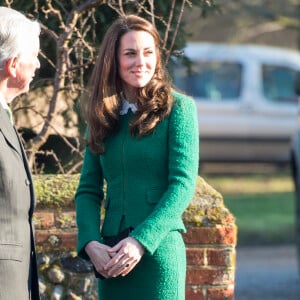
[0,104,40,300]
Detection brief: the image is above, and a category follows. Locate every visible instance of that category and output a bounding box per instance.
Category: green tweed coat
[75,91,199,300]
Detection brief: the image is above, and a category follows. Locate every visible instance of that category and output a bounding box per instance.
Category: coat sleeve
[130,93,199,254]
[75,145,104,260]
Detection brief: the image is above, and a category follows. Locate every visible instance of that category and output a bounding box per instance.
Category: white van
[172,42,300,164]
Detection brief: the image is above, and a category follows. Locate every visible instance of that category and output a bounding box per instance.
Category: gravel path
[235,244,300,299]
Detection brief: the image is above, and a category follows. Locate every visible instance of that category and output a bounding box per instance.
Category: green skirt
[98,231,186,300]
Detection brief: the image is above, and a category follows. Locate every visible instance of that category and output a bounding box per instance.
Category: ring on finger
[125,263,129,268]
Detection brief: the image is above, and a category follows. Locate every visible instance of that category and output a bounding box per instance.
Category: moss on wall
[34,174,80,208]
[183,177,235,227]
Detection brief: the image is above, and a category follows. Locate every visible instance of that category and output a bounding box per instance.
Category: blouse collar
[119,93,138,115]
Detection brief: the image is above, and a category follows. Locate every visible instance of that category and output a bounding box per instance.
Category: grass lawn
[203,171,297,246]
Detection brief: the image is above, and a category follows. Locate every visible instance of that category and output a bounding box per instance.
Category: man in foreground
[0,6,41,300]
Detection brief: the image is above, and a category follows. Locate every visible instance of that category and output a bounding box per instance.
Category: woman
[75,14,199,300]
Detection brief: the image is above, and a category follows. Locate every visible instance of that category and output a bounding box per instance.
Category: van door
[245,63,298,163]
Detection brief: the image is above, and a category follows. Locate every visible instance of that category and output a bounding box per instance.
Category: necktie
[5,107,13,124]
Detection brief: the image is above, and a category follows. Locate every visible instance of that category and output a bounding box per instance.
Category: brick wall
[34,175,237,300]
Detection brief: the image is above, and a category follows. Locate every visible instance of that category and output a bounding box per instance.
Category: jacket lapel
[0,104,36,214]
[0,104,22,157]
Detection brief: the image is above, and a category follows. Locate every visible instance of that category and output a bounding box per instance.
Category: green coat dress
[75,91,199,300]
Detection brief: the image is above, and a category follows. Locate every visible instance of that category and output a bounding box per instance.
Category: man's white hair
[0,7,40,69]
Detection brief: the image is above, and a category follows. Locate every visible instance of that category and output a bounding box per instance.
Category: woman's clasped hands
[85,237,145,279]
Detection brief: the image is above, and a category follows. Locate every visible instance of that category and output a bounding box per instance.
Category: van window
[173,61,242,101]
[262,65,298,104]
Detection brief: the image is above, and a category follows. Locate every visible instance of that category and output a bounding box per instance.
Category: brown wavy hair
[85,15,173,154]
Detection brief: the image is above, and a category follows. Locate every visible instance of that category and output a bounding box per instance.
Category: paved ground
[235,244,300,300]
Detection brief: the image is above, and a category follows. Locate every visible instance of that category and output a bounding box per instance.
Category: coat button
[25,179,31,186]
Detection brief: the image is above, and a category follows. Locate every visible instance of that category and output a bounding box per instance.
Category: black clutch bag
[93,227,134,279]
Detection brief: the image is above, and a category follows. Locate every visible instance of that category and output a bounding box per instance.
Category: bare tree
[5,0,211,174]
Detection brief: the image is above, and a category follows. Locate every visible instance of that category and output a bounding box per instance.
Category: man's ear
[5,57,18,78]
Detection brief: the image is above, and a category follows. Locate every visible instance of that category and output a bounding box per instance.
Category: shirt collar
[0,92,9,110]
